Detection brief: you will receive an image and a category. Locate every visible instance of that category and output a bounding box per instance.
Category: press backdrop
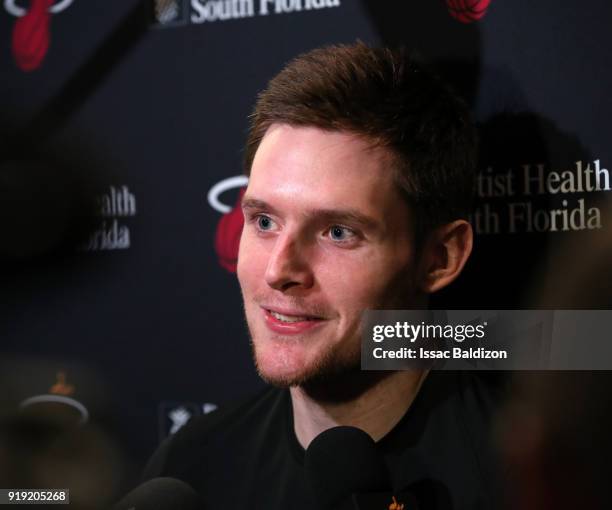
[1,0,611,477]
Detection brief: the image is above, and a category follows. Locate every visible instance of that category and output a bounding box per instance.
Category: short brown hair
[244,42,477,243]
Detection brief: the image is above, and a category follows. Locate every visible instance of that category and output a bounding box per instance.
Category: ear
[417,220,473,294]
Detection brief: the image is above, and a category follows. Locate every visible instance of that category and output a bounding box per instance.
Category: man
[145,43,503,509]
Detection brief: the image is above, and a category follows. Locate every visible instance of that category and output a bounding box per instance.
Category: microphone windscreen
[304,426,391,510]
[113,478,203,510]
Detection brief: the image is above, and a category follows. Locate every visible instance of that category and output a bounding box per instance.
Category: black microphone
[305,426,392,509]
[113,478,203,510]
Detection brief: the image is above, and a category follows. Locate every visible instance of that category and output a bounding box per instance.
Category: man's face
[237,124,421,386]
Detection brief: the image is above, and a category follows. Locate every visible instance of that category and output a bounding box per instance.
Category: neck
[289,370,428,449]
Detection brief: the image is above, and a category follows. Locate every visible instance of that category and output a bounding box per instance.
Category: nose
[264,231,314,292]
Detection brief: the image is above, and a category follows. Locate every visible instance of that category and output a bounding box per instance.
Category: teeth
[270,311,310,323]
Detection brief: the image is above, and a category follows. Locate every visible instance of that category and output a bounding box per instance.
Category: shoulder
[448,371,510,497]
[453,371,510,427]
[143,385,288,480]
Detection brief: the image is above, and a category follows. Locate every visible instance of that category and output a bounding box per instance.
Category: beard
[249,331,361,388]
[241,261,421,399]
[247,319,396,404]
[241,292,362,389]
[249,332,395,403]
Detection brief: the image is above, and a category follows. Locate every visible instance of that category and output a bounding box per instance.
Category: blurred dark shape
[2,1,148,156]
[435,112,593,308]
[0,358,130,510]
[361,1,598,311]
[498,204,612,509]
[0,139,124,304]
[0,1,150,505]
[527,199,612,308]
[361,0,482,106]
[478,113,592,179]
[0,156,97,262]
[0,1,149,267]
[498,371,612,510]
[0,412,126,510]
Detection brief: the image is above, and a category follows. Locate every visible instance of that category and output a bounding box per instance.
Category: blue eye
[256,215,274,231]
[329,225,353,241]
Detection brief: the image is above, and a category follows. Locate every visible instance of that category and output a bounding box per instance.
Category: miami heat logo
[20,371,89,425]
[5,0,74,71]
[446,0,491,23]
[208,175,248,273]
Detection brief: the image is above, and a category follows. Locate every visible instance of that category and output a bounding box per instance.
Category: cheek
[316,255,382,309]
[237,234,265,290]
[316,248,414,310]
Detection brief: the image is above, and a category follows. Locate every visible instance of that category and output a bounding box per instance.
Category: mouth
[268,310,319,323]
[261,307,327,334]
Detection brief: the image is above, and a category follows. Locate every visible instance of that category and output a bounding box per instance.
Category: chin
[251,337,360,388]
[256,367,308,388]
[252,341,313,387]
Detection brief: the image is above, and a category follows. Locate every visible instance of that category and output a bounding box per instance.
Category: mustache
[253,293,332,318]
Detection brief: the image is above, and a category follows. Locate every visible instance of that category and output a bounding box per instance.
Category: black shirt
[144,371,506,509]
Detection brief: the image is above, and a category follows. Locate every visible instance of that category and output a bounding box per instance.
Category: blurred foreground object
[0,359,129,510]
[499,201,612,509]
[498,372,612,510]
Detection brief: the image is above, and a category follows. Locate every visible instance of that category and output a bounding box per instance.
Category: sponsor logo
[5,0,75,71]
[81,185,137,252]
[208,175,248,272]
[19,371,89,424]
[158,401,218,440]
[471,159,611,234]
[446,0,490,24]
[150,0,341,28]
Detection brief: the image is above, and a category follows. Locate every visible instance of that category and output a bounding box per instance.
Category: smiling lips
[262,307,326,334]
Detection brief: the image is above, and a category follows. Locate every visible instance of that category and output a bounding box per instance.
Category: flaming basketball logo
[208,176,249,273]
[5,0,75,71]
[446,0,491,23]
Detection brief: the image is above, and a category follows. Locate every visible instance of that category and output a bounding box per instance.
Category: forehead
[248,124,405,218]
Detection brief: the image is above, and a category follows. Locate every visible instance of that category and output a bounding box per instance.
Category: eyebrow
[241,197,380,230]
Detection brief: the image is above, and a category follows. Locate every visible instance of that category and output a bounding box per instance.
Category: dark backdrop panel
[1,0,611,488]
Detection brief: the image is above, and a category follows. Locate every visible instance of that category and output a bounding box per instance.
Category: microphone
[304,426,394,509]
[113,478,203,510]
